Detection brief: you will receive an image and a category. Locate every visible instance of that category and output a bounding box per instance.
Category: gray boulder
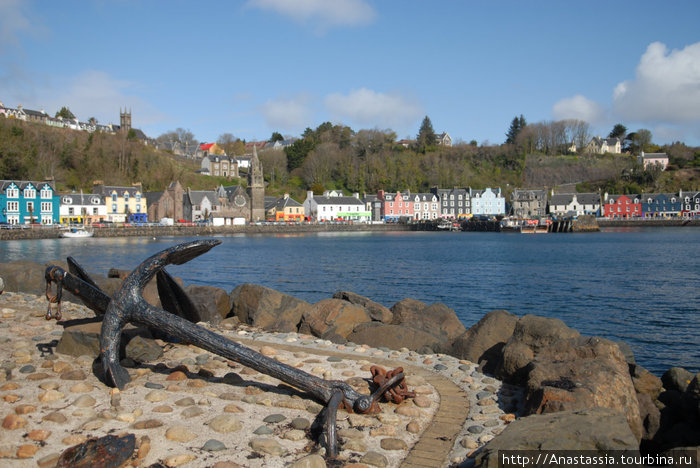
[230,283,311,333]
[522,336,643,441]
[474,407,638,467]
[450,309,518,372]
[495,314,580,383]
[302,298,371,339]
[347,322,444,352]
[390,298,466,346]
[56,321,162,362]
[0,260,47,296]
[662,367,694,393]
[185,285,232,324]
[333,291,392,323]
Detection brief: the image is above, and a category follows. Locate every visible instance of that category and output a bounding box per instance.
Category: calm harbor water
[1,228,698,375]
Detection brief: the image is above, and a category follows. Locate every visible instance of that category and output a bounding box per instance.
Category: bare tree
[301,143,339,186]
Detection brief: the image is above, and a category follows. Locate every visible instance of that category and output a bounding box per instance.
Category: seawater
[1,228,698,375]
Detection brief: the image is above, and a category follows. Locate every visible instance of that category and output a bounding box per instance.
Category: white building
[469,187,505,216]
[411,193,440,221]
[303,190,370,223]
[59,192,106,224]
[548,192,601,217]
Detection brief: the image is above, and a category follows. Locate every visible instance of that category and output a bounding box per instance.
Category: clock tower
[247,145,265,221]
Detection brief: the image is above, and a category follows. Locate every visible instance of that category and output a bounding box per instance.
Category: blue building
[0,180,60,225]
[641,193,682,218]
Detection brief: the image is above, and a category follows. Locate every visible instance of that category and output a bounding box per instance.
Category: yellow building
[92,182,148,223]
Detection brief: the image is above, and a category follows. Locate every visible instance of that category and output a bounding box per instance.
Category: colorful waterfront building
[92,181,148,223]
[0,180,59,225]
[602,193,642,219]
[376,190,414,222]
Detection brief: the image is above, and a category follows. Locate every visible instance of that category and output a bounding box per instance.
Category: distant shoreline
[0,218,697,241]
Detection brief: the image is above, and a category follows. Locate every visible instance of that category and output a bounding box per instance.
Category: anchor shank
[107,301,356,405]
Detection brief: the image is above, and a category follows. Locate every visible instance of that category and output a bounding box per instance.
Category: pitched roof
[200,143,214,151]
[311,195,363,206]
[188,190,220,207]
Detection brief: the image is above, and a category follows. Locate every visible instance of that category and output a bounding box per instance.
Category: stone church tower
[120,108,132,132]
[247,145,265,221]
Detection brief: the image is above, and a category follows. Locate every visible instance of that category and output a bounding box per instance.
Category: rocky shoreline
[0,258,698,467]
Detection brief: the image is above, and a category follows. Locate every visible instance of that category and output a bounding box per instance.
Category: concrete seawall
[0,223,416,241]
[597,218,700,228]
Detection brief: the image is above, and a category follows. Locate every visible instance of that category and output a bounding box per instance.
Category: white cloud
[246,0,376,30]
[552,94,605,124]
[324,88,423,130]
[613,41,700,123]
[260,94,315,132]
[5,70,163,130]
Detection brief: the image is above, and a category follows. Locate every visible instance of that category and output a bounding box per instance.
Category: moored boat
[61,227,94,238]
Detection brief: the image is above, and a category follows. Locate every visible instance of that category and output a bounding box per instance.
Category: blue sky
[2,0,700,146]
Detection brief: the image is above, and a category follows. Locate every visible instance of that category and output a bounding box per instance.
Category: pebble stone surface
[0,292,524,467]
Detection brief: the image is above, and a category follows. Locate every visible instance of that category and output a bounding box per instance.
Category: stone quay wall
[0,223,416,241]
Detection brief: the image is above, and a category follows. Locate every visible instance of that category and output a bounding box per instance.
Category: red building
[377,190,414,222]
[603,194,642,218]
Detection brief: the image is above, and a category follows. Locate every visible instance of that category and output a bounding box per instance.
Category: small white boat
[61,227,94,238]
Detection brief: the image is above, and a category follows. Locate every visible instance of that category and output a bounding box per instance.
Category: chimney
[92,180,104,194]
[306,190,313,200]
[284,193,289,199]
[132,182,143,192]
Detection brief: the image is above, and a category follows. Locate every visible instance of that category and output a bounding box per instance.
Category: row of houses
[2,178,697,227]
[510,189,700,218]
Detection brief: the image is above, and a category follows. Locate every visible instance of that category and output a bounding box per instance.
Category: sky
[2,0,700,146]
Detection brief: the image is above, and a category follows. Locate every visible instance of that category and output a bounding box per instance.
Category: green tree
[285,138,315,171]
[628,129,653,154]
[55,106,75,120]
[416,116,436,151]
[505,115,526,144]
[608,123,627,140]
[269,132,284,143]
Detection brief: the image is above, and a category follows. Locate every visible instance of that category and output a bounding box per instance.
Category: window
[112,193,117,202]
[124,192,130,202]
[26,201,34,213]
[93,208,98,215]
[69,207,75,215]
[136,204,141,212]
[41,187,52,199]
[7,201,18,211]
[24,188,36,198]
[6,187,18,198]
[112,204,117,213]
[136,193,141,202]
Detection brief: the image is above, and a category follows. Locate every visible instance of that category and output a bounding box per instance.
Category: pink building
[377,190,414,222]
